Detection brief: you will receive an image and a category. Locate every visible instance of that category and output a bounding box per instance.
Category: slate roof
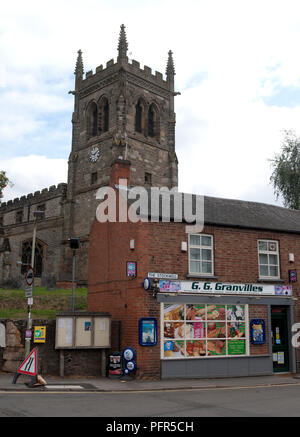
[121,185,300,234]
[204,195,300,234]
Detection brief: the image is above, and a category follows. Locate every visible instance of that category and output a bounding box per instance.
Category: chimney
[110,158,131,188]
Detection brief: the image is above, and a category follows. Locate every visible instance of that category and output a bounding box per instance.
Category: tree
[0,171,9,202]
[270,130,300,210]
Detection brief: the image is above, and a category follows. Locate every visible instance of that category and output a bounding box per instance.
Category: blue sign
[250,319,266,345]
[139,318,157,346]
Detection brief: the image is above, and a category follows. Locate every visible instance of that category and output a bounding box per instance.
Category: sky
[1,0,300,206]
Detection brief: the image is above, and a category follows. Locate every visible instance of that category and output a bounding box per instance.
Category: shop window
[258,240,280,279]
[189,234,213,275]
[162,303,248,359]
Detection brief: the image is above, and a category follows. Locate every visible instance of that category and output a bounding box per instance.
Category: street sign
[25,267,34,286]
[17,348,38,376]
[25,286,33,298]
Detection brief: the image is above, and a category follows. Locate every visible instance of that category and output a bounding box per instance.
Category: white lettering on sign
[148,272,178,280]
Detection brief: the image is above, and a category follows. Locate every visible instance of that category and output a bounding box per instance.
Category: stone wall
[0,319,121,376]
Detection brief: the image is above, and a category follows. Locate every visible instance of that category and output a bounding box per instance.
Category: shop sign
[158,280,293,296]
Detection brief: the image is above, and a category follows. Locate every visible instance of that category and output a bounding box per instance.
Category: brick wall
[88,211,300,378]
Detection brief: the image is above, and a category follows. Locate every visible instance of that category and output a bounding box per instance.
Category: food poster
[162,303,247,358]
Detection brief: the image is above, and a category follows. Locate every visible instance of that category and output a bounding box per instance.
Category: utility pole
[24,210,44,358]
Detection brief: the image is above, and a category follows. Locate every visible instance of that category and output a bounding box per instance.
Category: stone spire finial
[74,49,84,78]
[117,24,128,63]
[166,50,175,78]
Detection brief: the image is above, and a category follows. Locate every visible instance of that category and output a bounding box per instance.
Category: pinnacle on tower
[117,24,128,63]
[166,50,175,78]
[75,49,84,78]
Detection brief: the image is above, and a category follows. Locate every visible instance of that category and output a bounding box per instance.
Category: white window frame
[258,239,280,280]
[160,303,250,360]
[188,234,214,276]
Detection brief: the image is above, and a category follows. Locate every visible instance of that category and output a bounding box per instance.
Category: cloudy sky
[1,0,300,205]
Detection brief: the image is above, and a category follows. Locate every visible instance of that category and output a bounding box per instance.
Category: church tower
[62,25,179,284]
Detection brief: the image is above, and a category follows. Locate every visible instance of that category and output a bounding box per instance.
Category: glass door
[271,306,289,372]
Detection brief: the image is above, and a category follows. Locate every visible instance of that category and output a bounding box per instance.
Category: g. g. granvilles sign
[158,280,292,296]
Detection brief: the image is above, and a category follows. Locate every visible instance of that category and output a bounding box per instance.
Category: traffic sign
[17,348,38,376]
[25,286,33,298]
[25,267,34,286]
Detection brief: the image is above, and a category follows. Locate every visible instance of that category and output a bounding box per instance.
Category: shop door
[271,306,289,372]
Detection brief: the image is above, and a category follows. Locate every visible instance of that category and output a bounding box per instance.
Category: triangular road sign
[17,348,38,376]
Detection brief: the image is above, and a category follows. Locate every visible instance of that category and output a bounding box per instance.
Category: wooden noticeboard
[55,312,111,349]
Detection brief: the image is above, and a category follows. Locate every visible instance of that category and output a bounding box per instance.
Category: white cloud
[1,155,68,202]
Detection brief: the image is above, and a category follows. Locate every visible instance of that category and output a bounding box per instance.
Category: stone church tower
[0,25,178,286]
[62,24,179,284]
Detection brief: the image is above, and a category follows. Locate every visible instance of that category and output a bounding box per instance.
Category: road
[1,383,300,418]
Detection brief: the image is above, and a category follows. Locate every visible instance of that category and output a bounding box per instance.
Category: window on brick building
[258,240,280,279]
[189,234,214,275]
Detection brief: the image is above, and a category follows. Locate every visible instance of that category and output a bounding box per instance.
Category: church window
[91,172,98,185]
[16,210,23,224]
[148,104,159,139]
[144,172,152,186]
[88,102,98,138]
[135,100,143,133]
[21,240,45,277]
[99,97,109,134]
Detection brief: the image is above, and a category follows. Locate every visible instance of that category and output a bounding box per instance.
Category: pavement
[1,371,300,392]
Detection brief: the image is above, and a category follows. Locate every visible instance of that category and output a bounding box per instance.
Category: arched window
[99,97,109,134]
[21,240,45,277]
[148,104,159,139]
[87,102,98,138]
[135,99,143,133]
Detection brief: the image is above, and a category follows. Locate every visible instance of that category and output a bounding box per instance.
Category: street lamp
[23,210,44,359]
[69,237,80,312]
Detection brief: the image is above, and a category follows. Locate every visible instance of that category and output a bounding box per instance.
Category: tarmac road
[1,382,300,417]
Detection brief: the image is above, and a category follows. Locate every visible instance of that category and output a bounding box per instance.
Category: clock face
[90,147,100,163]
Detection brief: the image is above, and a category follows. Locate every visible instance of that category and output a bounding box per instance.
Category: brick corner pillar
[110,158,131,188]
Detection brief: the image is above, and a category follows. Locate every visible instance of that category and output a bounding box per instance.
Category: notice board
[55,312,111,349]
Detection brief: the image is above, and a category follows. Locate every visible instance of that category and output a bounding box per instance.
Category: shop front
[156,280,296,379]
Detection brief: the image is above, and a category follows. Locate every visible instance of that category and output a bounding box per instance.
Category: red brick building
[88,160,300,379]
